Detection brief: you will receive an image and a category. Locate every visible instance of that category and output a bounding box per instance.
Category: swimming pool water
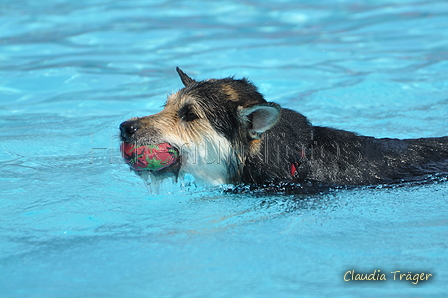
[1,0,448,297]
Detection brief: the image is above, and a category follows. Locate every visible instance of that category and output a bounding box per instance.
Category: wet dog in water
[120,68,448,190]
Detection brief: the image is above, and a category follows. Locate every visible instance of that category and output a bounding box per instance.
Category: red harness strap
[290,151,305,178]
[290,162,299,177]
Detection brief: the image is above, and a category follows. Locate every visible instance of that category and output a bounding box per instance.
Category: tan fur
[221,84,239,102]
[136,92,213,145]
[249,138,262,155]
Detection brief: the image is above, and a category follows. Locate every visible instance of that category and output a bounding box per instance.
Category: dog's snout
[120,120,140,141]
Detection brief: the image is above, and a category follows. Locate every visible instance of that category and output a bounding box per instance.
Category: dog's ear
[239,103,281,139]
[176,67,196,87]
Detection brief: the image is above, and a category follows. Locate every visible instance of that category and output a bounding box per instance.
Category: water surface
[1,0,447,297]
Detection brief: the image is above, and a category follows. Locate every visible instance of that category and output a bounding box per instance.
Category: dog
[120,68,448,191]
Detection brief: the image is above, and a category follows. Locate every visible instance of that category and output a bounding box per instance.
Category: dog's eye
[181,111,198,122]
[179,105,199,122]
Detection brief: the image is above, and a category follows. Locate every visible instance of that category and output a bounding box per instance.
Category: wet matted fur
[120,68,448,190]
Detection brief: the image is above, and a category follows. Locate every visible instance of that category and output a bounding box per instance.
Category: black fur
[244,109,448,186]
[177,77,264,144]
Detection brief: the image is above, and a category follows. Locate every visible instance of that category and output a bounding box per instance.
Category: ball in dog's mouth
[120,142,179,171]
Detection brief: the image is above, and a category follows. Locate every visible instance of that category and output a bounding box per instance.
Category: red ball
[120,142,179,171]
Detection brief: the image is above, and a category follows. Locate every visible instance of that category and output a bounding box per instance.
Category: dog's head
[119,68,281,186]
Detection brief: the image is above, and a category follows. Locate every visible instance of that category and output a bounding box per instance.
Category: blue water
[1,0,448,297]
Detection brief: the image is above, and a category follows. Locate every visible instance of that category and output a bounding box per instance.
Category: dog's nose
[120,120,140,140]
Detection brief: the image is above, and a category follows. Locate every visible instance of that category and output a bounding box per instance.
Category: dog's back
[242,108,448,186]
